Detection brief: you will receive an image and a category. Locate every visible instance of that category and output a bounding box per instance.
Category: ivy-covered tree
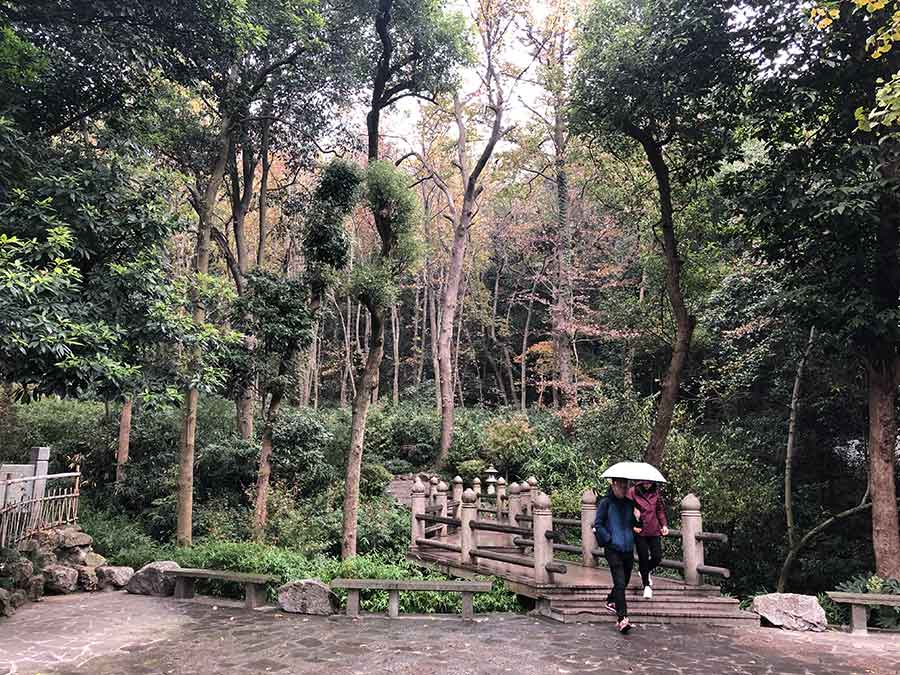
[240,160,361,539]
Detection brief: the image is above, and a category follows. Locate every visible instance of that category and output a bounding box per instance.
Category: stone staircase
[540,584,759,627]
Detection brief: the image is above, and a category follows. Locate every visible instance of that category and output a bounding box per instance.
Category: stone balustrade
[411,469,731,588]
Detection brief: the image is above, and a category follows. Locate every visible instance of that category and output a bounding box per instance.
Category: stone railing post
[423,473,432,501]
[430,476,440,507]
[410,477,426,549]
[451,476,463,520]
[30,447,50,502]
[680,493,704,586]
[581,488,597,567]
[507,482,521,534]
[437,480,448,537]
[532,491,553,584]
[472,477,482,510]
[496,477,506,519]
[460,488,477,565]
[519,480,532,516]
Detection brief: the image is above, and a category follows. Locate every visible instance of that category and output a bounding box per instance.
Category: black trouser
[604,547,633,620]
[635,535,662,587]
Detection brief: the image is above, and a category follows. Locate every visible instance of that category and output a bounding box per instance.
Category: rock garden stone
[59,528,92,549]
[9,590,26,609]
[76,565,98,592]
[752,593,827,632]
[277,579,338,616]
[0,588,13,617]
[3,559,33,589]
[44,564,79,594]
[26,575,44,602]
[84,552,108,568]
[97,565,134,591]
[127,561,180,597]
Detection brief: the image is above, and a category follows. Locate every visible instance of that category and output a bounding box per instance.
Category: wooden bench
[164,568,278,609]
[826,591,900,635]
[330,578,493,620]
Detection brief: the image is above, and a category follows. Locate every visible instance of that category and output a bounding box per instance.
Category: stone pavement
[1,593,898,675]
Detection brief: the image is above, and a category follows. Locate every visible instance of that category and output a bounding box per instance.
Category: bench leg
[850,604,868,635]
[461,592,474,621]
[388,590,400,619]
[244,583,267,609]
[174,577,195,600]
[346,589,360,618]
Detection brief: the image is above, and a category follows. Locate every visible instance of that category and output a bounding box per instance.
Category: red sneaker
[617,617,632,634]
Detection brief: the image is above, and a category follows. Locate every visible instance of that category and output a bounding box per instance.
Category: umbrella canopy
[601,461,667,483]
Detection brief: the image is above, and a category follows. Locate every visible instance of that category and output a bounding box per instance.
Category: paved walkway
[1,593,898,675]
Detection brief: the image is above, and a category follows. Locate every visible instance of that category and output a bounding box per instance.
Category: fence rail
[0,469,80,549]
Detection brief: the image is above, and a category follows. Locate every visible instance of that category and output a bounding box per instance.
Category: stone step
[545,606,759,626]
[545,593,740,607]
[549,598,742,612]
[543,586,722,598]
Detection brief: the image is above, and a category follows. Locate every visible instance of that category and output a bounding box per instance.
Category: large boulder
[277,579,338,616]
[44,564,79,594]
[97,565,133,591]
[126,561,179,597]
[75,565,98,592]
[752,593,827,632]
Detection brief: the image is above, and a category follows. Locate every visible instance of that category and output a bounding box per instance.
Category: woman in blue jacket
[593,477,637,633]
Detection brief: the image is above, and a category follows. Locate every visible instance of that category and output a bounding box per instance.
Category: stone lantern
[485,465,498,495]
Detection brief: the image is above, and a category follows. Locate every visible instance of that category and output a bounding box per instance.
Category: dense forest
[1,0,899,610]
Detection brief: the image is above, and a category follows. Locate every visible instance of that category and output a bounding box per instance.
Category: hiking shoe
[648,575,653,587]
[643,586,653,600]
[617,617,632,634]
[605,601,617,614]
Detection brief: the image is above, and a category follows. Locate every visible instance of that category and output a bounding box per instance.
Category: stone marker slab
[127,561,180,597]
[277,579,338,616]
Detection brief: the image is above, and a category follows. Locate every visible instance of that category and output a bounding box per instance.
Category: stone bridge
[406,473,755,627]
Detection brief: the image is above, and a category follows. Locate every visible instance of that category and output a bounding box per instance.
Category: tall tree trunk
[867,360,900,578]
[392,304,400,404]
[520,271,540,412]
[865,143,900,579]
[257,105,272,269]
[177,112,232,548]
[237,390,254,439]
[428,276,441,412]
[252,391,283,540]
[785,326,816,554]
[115,396,132,483]
[639,139,696,467]
[551,89,575,408]
[437,225,468,465]
[342,304,384,559]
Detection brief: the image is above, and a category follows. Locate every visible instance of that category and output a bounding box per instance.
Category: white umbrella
[601,461,667,483]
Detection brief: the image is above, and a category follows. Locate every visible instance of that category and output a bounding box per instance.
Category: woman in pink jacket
[629,481,668,599]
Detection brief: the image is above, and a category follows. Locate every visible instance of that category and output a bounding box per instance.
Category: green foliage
[360,462,393,497]
[483,415,531,475]
[456,459,486,482]
[270,407,336,495]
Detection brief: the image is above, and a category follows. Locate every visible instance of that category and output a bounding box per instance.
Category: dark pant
[604,547,633,620]
[635,535,662,587]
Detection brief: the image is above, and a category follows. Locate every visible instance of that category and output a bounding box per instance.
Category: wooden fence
[0,470,81,549]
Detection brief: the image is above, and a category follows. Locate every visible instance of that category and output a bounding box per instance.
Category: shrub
[360,463,392,497]
[271,407,336,496]
[456,459,486,482]
[483,415,531,476]
[382,458,414,475]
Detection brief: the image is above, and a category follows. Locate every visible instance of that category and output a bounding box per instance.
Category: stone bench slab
[164,568,277,584]
[826,591,900,636]
[163,568,276,609]
[330,578,493,620]
[330,578,491,592]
